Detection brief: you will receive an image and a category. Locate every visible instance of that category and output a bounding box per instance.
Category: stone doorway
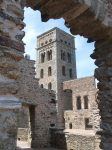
[17,105,35,149]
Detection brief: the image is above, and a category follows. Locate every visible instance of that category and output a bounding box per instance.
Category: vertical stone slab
[0,0,25,149]
[91,40,112,150]
[0,96,21,150]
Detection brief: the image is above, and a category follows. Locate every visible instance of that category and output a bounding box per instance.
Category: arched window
[62,66,66,76]
[69,69,72,78]
[67,53,71,63]
[63,52,66,61]
[69,123,72,129]
[48,82,52,90]
[48,66,52,76]
[84,95,89,109]
[40,84,43,88]
[76,96,81,110]
[40,69,44,78]
[47,50,52,61]
[61,50,63,60]
[41,52,45,63]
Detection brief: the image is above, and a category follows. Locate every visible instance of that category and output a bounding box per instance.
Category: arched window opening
[61,50,63,60]
[47,50,52,61]
[48,82,52,90]
[76,96,81,110]
[69,69,73,78]
[67,53,71,63]
[69,123,72,129]
[63,52,66,61]
[41,53,45,63]
[62,66,66,76]
[61,51,66,61]
[84,95,89,109]
[48,66,52,76]
[40,69,44,78]
[40,84,43,88]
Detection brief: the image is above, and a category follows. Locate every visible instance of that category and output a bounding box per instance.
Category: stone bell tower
[36,27,77,128]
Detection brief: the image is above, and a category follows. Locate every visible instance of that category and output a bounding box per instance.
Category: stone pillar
[0,0,25,149]
[0,96,21,150]
[91,40,112,150]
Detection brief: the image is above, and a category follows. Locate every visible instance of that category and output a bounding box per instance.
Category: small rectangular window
[84,95,89,109]
[85,118,92,129]
[69,69,73,78]
[76,96,81,110]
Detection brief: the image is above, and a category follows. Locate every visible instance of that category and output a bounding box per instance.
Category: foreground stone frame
[0,0,112,149]
[26,1,112,149]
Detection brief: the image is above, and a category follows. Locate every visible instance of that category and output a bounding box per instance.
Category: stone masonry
[0,0,112,150]
[36,27,77,129]
[16,57,56,148]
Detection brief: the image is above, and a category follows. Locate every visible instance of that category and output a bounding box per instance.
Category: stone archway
[0,0,112,150]
[26,1,112,149]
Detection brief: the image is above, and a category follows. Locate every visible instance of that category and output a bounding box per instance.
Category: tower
[36,27,77,128]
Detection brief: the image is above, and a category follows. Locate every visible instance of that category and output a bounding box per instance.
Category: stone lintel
[0,95,21,109]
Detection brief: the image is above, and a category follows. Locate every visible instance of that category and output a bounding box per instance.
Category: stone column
[91,40,112,150]
[0,0,26,149]
[0,96,21,150]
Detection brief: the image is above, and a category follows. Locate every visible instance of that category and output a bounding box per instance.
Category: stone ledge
[0,36,24,52]
[0,95,21,109]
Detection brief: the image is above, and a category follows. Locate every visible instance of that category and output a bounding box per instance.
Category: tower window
[47,50,52,61]
[48,66,52,76]
[69,69,73,78]
[84,95,89,109]
[69,123,72,129]
[63,52,66,61]
[40,84,43,88]
[85,118,92,129]
[67,53,71,63]
[62,66,66,76]
[76,96,81,110]
[61,50,66,61]
[41,53,45,63]
[40,69,44,78]
[48,82,52,90]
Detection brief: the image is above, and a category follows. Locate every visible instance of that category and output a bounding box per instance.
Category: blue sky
[23,7,96,78]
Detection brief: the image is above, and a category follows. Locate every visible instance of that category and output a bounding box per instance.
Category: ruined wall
[63,76,100,130]
[0,0,25,149]
[16,58,56,148]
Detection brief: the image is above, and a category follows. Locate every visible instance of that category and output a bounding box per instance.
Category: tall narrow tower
[36,27,77,128]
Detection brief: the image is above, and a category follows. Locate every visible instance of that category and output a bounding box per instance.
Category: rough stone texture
[63,77,100,130]
[16,58,56,148]
[0,0,112,149]
[26,1,112,149]
[0,96,21,150]
[0,0,25,149]
[51,129,97,150]
[91,40,112,150]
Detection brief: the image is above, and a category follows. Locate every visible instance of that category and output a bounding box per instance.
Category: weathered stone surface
[91,40,112,149]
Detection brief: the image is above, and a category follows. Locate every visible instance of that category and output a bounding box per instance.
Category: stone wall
[51,129,97,150]
[16,58,57,148]
[63,76,100,130]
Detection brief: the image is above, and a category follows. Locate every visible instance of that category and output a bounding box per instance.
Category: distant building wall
[63,76,99,130]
